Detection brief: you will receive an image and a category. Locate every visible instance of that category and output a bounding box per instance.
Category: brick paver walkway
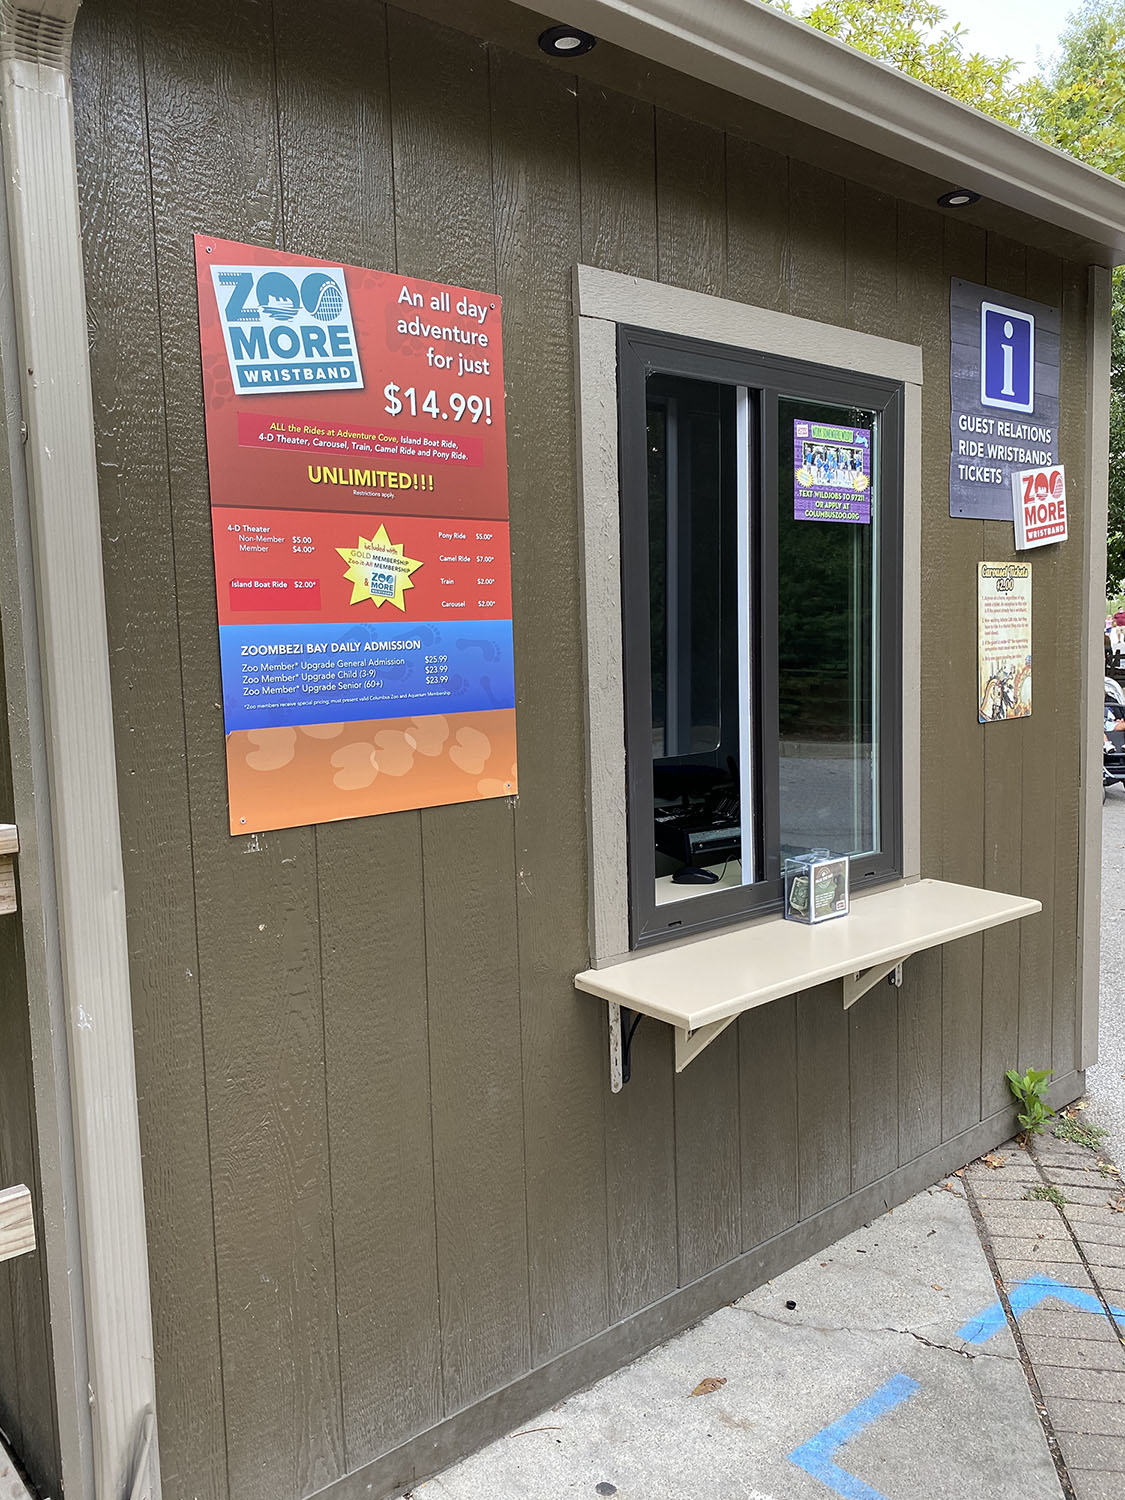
[964,1112,1125,1500]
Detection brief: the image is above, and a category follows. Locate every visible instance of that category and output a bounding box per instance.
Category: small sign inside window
[792,420,872,524]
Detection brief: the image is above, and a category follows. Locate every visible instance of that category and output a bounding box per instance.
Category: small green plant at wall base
[1005,1067,1055,1135]
[1025,1184,1067,1207]
[1054,1118,1109,1151]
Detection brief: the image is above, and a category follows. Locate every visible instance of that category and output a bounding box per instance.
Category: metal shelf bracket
[841,955,907,1010]
[609,1002,623,1092]
[608,1004,646,1093]
[610,1005,742,1088]
[674,1016,738,1072]
[611,961,909,1087]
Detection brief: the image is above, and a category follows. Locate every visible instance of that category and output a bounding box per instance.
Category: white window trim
[573,264,923,966]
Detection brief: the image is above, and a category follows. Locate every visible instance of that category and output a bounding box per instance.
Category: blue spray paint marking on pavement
[788,1275,1124,1498]
[956,1274,1125,1345]
[787,1373,920,1500]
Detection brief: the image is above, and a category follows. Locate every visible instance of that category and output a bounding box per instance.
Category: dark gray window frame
[618,325,905,948]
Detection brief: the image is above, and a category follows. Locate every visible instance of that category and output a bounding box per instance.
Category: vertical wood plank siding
[943,221,993,1128]
[148,0,348,1488]
[66,3,1091,1498]
[578,82,680,1328]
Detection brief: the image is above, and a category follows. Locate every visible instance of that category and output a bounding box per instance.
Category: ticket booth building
[0,3,1122,1500]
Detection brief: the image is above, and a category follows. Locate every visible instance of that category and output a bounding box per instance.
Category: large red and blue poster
[195,234,517,834]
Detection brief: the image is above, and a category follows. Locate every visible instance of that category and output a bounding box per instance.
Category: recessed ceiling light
[938,188,981,208]
[538,24,597,57]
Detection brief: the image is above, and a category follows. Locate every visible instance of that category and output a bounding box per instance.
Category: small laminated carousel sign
[978,562,1032,722]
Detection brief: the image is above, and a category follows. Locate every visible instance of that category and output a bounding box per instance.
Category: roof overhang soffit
[510,0,1125,264]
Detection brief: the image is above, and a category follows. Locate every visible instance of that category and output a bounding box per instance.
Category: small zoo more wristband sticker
[1011,464,1067,550]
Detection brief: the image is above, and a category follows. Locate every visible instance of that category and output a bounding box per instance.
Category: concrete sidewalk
[405,1116,1125,1500]
[1,1442,34,1500]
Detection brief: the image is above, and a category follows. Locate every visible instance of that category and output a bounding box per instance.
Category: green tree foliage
[1026,1,1125,180]
[771,0,1125,591]
[768,0,1031,120]
[1028,4,1125,589]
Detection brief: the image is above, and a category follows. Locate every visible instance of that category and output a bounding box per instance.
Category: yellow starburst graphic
[336,524,423,610]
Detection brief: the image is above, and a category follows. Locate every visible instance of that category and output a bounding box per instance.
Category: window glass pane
[646,373,742,897]
[621,329,903,946]
[777,398,878,861]
[647,404,668,757]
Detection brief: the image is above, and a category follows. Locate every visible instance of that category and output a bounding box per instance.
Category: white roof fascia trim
[509,0,1125,260]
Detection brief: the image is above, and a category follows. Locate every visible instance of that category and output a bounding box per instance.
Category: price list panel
[195,235,518,834]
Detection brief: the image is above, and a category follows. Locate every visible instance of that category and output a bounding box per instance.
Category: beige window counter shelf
[576,879,1040,1089]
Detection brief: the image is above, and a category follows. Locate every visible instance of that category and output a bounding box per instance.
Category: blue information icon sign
[980,300,1035,413]
[950,279,1058,520]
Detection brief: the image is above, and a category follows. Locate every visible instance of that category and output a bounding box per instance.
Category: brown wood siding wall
[69,3,1090,1499]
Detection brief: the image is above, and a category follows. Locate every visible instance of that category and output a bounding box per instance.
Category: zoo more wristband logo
[210,262,364,394]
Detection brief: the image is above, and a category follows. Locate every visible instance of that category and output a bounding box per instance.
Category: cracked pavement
[409,1184,1060,1500]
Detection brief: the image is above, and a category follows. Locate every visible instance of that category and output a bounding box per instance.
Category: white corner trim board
[0,6,161,1500]
[1079,266,1112,1068]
